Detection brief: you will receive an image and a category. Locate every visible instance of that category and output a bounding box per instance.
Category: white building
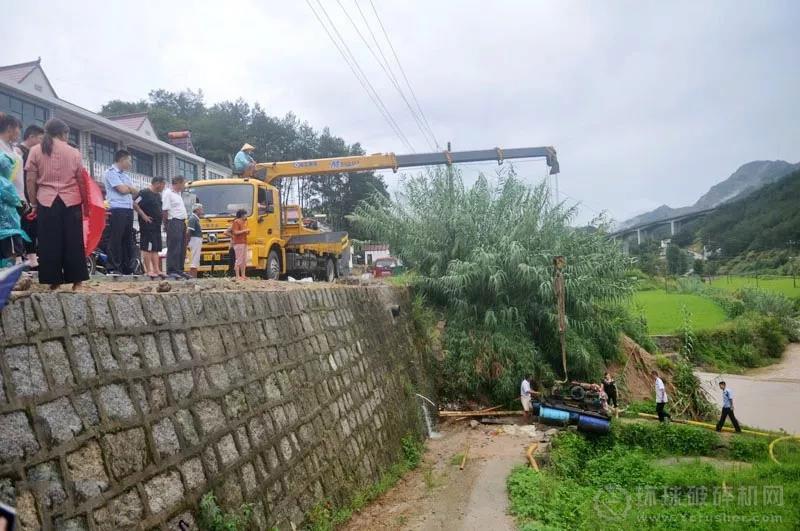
[0,59,230,189]
[363,243,391,265]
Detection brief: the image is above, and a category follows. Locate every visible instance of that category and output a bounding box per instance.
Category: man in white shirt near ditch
[520,374,534,420]
[652,370,671,422]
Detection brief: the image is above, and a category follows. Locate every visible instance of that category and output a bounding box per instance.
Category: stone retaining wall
[0,285,428,530]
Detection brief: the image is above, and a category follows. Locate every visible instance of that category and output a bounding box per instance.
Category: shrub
[198,493,253,531]
[728,436,770,462]
[612,422,718,456]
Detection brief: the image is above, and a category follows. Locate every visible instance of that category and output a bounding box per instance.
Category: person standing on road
[603,372,618,408]
[16,125,44,267]
[715,381,742,433]
[520,374,534,420]
[104,150,137,275]
[652,370,671,422]
[230,208,249,280]
[24,118,88,289]
[187,203,204,278]
[162,175,188,279]
[133,176,166,279]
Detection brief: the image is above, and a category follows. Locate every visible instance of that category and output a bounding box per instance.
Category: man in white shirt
[520,374,534,419]
[652,370,671,422]
[162,176,189,279]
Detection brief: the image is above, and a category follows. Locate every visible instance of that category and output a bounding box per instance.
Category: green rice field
[710,275,800,298]
[632,291,728,335]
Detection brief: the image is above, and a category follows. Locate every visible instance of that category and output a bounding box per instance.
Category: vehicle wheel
[570,385,586,401]
[325,257,336,282]
[86,255,96,276]
[265,249,281,280]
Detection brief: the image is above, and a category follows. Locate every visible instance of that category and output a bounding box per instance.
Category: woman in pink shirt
[24,118,88,289]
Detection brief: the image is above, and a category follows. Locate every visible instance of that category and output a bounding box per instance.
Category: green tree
[666,244,685,275]
[693,258,705,275]
[350,167,635,400]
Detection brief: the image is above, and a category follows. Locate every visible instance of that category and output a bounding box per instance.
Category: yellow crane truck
[185,146,559,280]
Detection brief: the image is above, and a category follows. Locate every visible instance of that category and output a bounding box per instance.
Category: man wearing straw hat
[234,143,256,177]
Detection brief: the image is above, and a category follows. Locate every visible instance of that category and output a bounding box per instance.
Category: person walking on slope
[603,372,618,408]
[715,381,742,433]
[652,370,671,422]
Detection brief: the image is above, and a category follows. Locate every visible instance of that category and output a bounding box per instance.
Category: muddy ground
[343,419,550,531]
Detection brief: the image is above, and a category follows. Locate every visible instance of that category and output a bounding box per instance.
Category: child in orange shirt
[230,209,250,280]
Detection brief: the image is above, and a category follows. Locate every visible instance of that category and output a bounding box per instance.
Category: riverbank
[695,343,800,434]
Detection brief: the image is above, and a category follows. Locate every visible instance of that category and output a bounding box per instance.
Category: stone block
[236,426,251,455]
[37,397,83,445]
[4,345,49,398]
[101,428,149,480]
[14,490,39,530]
[53,515,88,531]
[149,376,167,411]
[158,331,176,365]
[241,462,257,496]
[187,329,206,359]
[131,382,149,415]
[217,434,239,466]
[93,489,143,529]
[141,295,169,325]
[174,409,200,447]
[116,336,141,369]
[201,327,224,357]
[168,370,194,402]
[223,389,248,419]
[248,417,267,448]
[194,399,225,437]
[162,295,184,324]
[91,333,118,372]
[205,363,229,390]
[0,412,39,462]
[216,474,243,509]
[180,457,205,492]
[33,293,66,330]
[69,335,97,380]
[172,332,192,362]
[140,334,160,368]
[224,357,244,385]
[98,384,137,422]
[27,460,67,510]
[72,392,99,428]
[66,441,109,502]
[109,295,147,328]
[88,295,114,329]
[144,469,184,515]
[62,294,90,328]
[202,446,218,476]
[279,437,293,462]
[40,340,74,388]
[152,417,180,458]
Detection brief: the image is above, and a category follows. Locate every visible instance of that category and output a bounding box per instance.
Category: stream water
[694,343,800,434]
[415,394,442,439]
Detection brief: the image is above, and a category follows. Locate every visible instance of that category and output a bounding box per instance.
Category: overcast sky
[7,1,800,224]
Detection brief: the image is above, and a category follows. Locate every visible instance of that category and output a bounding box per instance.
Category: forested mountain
[99,89,388,237]
[618,160,799,230]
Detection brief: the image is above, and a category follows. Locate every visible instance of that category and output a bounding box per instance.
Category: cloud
[6,0,799,225]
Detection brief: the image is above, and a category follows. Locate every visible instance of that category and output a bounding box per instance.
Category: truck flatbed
[286,231,348,247]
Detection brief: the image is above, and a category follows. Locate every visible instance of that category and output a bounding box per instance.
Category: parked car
[370,257,399,278]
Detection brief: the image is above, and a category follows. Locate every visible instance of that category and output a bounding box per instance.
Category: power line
[368,0,440,150]
[306,0,416,153]
[340,0,437,150]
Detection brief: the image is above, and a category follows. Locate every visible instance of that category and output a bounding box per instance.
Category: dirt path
[343,421,545,531]
[695,343,800,434]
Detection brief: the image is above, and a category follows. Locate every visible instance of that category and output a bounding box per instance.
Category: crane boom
[254,145,559,184]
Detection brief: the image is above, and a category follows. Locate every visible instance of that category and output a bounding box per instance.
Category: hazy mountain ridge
[618,160,800,230]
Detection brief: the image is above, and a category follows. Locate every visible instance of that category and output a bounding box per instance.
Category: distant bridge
[610,207,717,247]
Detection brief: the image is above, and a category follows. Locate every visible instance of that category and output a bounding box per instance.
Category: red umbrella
[80,168,106,256]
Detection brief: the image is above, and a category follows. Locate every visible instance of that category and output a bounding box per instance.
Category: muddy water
[695,343,800,434]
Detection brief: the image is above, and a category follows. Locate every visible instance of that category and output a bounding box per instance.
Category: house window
[91,135,116,165]
[0,90,49,130]
[68,128,80,148]
[130,149,153,176]
[176,158,197,180]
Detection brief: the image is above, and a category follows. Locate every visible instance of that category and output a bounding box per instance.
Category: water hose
[768,436,800,465]
[526,443,539,471]
[460,442,469,470]
[636,413,773,437]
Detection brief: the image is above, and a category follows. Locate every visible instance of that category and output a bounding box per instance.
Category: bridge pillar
[637,228,641,246]
[670,220,676,236]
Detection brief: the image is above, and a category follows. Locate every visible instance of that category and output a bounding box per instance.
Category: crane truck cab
[185,178,346,281]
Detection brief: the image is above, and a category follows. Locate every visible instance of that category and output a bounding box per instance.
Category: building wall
[0,286,429,530]
[365,249,390,265]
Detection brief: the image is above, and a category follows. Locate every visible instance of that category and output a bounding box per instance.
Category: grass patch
[632,291,728,335]
[198,493,253,531]
[508,423,800,530]
[307,435,423,531]
[450,453,464,466]
[711,275,800,298]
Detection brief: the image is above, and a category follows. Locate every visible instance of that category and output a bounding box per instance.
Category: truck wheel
[265,249,281,280]
[325,257,336,282]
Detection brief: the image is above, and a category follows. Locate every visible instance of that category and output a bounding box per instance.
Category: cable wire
[368,0,440,149]
[340,0,437,150]
[306,0,416,153]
